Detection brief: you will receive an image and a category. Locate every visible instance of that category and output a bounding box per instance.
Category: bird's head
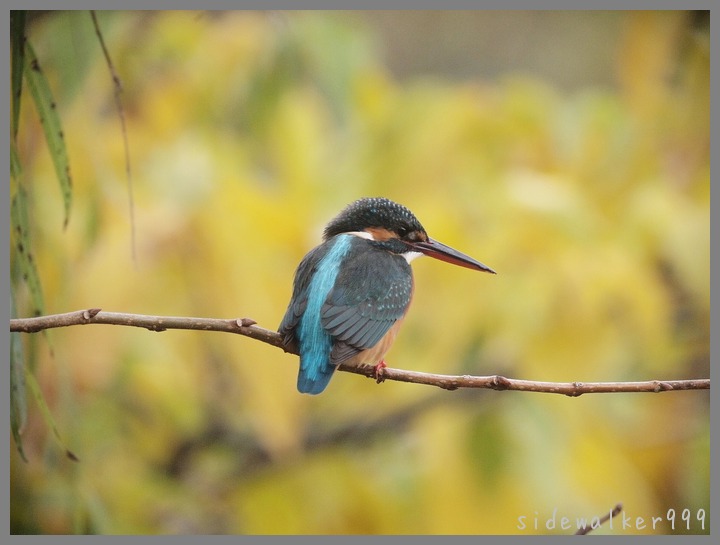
[324,197,496,273]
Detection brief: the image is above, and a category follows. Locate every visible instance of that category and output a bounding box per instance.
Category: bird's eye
[397,226,409,238]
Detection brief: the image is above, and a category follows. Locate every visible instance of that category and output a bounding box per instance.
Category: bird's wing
[278,243,328,351]
[321,246,413,366]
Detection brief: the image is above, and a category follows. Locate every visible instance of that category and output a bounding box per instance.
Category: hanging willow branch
[9,309,710,396]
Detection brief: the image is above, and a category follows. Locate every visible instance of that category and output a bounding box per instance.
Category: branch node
[490,375,511,391]
[655,381,673,392]
[83,308,102,320]
[236,318,257,328]
[567,382,584,397]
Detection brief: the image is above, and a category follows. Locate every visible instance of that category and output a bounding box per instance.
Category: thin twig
[90,11,136,263]
[9,309,710,396]
[575,503,623,535]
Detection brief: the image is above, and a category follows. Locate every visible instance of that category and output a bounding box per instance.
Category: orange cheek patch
[365,227,396,241]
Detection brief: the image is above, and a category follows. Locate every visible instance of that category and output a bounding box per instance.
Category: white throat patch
[403,251,423,263]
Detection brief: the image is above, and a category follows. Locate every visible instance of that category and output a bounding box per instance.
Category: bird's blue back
[295,235,353,394]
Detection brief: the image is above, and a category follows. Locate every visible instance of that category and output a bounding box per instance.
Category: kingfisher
[279,197,495,395]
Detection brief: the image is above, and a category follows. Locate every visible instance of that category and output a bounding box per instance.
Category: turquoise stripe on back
[297,234,353,393]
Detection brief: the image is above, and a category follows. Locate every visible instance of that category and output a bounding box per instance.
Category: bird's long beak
[411,237,496,274]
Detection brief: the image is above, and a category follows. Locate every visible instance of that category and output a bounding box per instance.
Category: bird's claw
[373,360,387,384]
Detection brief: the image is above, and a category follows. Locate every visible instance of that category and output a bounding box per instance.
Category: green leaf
[10,294,29,463]
[10,149,45,318]
[25,370,79,463]
[10,10,26,140]
[24,40,73,228]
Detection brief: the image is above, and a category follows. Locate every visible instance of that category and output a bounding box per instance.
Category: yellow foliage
[11,10,708,535]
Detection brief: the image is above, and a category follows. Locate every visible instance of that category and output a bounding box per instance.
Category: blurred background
[10,10,709,535]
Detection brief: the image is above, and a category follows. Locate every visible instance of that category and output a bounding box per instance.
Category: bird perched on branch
[279,197,495,394]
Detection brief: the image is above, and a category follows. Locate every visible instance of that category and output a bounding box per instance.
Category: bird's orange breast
[344,315,407,367]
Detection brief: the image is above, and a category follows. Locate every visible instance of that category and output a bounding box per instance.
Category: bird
[279,197,495,395]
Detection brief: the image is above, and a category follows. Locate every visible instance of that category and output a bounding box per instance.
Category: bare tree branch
[575,503,623,535]
[10,309,710,396]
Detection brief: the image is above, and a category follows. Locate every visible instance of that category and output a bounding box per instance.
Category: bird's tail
[297,358,336,395]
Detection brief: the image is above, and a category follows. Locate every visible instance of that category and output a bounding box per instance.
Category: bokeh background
[10,10,710,535]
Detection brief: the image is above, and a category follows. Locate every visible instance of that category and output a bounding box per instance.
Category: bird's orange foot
[373,360,387,384]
